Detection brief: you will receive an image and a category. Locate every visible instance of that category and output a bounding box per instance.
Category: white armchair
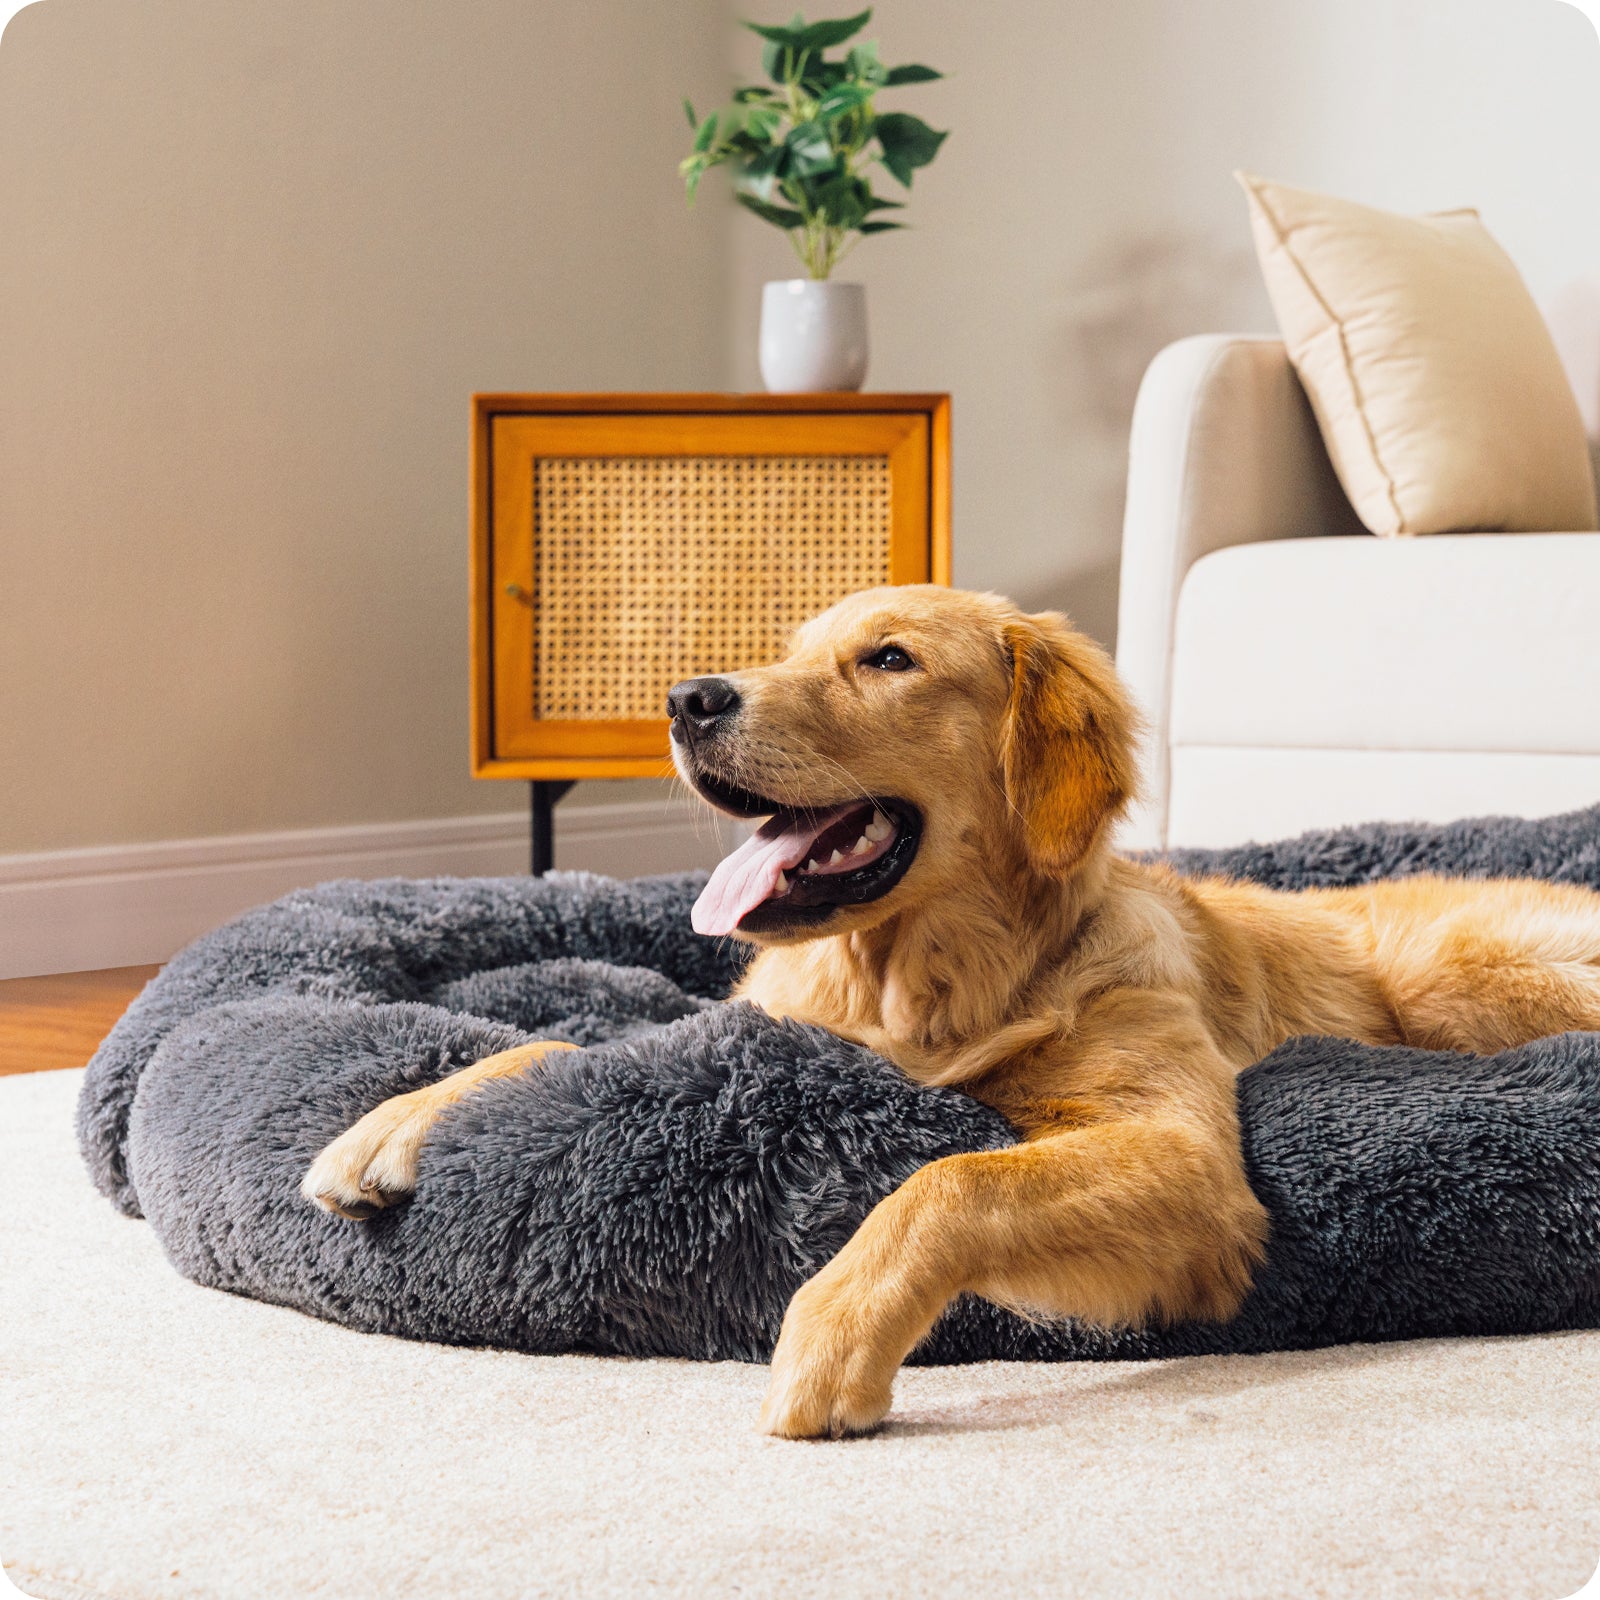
[1115,333,1600,851]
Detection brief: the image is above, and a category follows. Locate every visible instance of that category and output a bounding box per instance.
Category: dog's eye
[860,645,916,673]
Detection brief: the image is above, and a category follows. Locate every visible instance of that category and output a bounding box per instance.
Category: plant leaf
[884,63,942,85]
[880,148,913,187]
[736,191,806,229]
[793,9,872,50]
[846,39,883,79]
[857,219,904,232]
[816,82,875,120]
[784,123,836,177]
[745,142,786,175]
[682,97,698,130]
[679,154,710,200]
[874,110,947,169]
[811,172,870,230]
[753,26,814,86]
[744,18,806,45]
[799,60,846,98]
[693,112,720,153]
[750,107,784,142]
[734,146,786,201]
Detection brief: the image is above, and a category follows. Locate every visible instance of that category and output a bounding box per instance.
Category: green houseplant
[679,9,949,391]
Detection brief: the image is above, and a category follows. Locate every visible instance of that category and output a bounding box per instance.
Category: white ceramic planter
[758,280,869,393]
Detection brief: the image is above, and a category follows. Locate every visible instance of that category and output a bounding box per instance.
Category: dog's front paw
[759,1277,897,1440]
[300,1090,436,1221]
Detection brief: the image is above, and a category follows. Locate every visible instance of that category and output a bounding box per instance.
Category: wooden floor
[0,965,161,1076]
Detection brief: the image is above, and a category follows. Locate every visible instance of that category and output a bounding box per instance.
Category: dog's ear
[1000,610,1140,876]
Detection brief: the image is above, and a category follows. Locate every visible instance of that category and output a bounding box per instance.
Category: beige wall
[0,0,728,852]
[729,0,1600,641]
[4,0,1597,856]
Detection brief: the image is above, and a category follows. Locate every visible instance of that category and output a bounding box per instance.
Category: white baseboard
[0,801,738,979]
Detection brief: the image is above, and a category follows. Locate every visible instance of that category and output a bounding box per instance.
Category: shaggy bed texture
[75,805,1600,1365]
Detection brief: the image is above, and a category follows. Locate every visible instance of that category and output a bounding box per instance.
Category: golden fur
[305,586,1600,1439]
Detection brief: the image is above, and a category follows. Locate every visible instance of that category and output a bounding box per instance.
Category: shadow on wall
[1053,231,1263,438]
[1031,231,1267,641]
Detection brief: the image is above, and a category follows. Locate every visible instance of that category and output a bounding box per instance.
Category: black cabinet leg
[530,780,575,875]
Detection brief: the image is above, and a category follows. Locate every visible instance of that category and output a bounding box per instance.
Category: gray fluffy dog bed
[78,808,1600,1363]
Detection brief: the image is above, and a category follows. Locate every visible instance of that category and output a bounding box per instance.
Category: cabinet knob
[504,583,530,601]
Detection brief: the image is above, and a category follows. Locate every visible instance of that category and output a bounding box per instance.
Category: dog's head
[670,585,1140,944]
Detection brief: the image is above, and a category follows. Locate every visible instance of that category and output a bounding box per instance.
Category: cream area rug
[3,1069,1597,1600]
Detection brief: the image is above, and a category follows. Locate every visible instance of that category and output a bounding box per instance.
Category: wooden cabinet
[470,393,951,782]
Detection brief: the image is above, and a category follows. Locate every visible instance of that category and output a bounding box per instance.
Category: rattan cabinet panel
[470,394,950,781]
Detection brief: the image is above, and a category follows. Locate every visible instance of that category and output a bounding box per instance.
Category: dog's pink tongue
[691,806,852,937]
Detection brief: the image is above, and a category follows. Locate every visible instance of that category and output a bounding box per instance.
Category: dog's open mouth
[689,787,922,937]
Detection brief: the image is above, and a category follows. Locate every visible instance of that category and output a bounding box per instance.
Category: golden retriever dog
[305,585,1600,1439]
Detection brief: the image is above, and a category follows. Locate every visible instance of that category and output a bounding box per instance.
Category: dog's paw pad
[300,1097,431,1221]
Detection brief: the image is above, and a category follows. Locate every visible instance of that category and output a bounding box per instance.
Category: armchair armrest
[1115,335,1365,849]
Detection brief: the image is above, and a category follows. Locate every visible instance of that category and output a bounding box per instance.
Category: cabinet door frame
[470,394,951,782]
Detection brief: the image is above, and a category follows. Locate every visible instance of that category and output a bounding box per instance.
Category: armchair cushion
[1171,532,1600,753]
[1163,532,1600,845]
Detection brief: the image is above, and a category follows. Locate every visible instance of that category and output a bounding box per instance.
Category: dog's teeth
[806,859,821,873]
[851,835,872,856]
[775,871,789,892]
[865,812,891,843]
[828,849,844,866]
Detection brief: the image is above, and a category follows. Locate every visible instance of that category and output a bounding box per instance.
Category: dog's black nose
[666,676,741,741]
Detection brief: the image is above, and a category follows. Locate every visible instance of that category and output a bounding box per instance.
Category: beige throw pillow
[1237,172,1598,537]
